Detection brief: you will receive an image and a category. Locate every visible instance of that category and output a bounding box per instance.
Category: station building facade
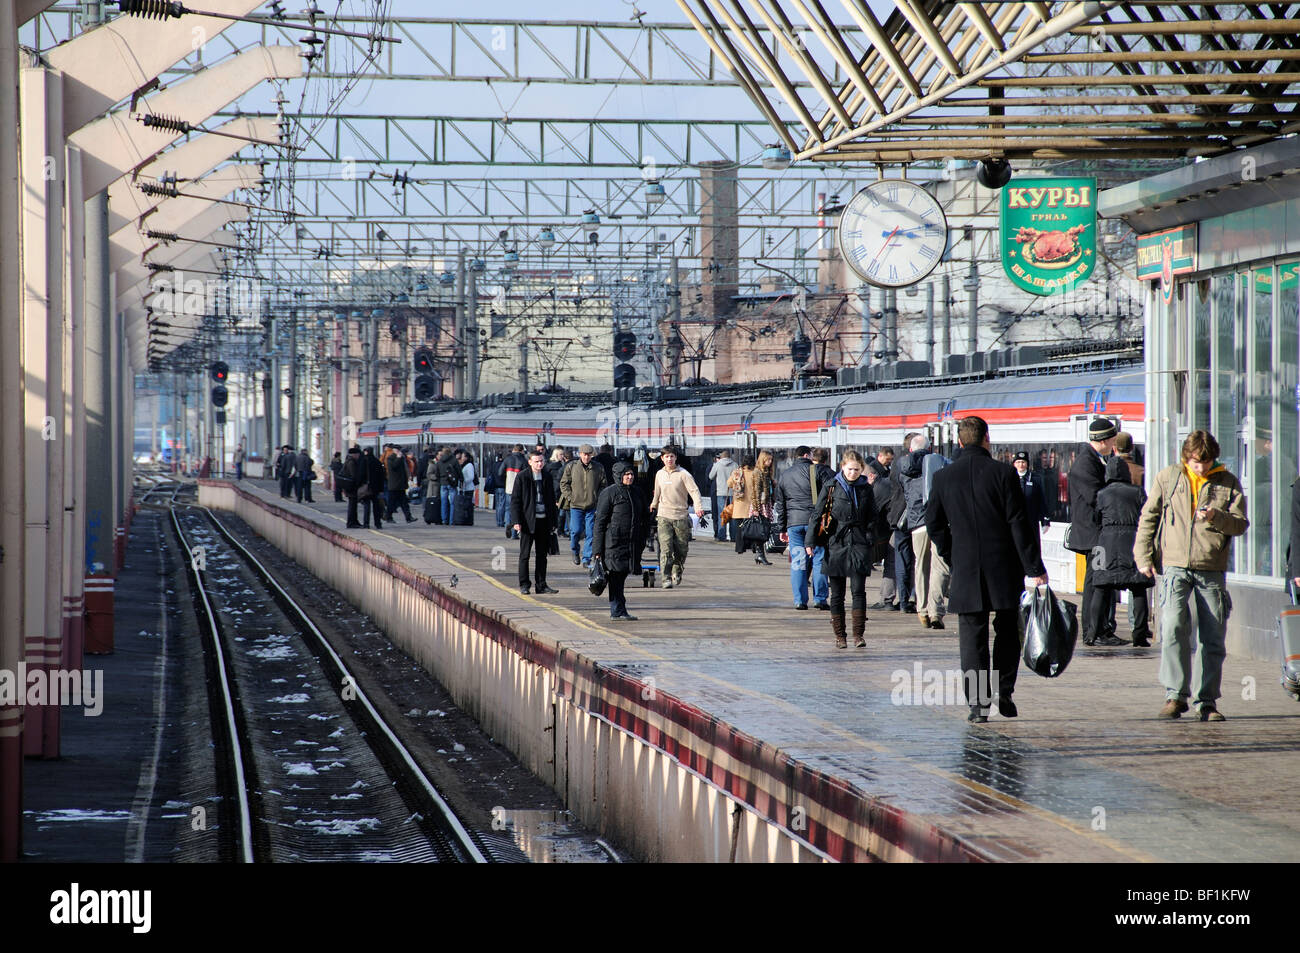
[1101,139,1300,661]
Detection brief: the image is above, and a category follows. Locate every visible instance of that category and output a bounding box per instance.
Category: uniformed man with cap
[1012,451,1050,530]
[1068,416,1126,646]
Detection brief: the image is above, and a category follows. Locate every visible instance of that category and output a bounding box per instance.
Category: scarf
[835,471,859,509]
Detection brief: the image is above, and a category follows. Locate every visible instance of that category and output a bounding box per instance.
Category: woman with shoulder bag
[592,460,648,620]
[730,453,773,563]
[807,449,877,649]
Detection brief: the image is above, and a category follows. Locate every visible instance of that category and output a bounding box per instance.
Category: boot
[851,609,867,648]
[831,613,847,649]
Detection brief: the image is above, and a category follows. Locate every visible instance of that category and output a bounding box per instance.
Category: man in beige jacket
[1134,430,1247,722]
[649,445,705,589]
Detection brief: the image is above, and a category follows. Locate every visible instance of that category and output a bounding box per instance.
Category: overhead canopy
[677,1,1300,163]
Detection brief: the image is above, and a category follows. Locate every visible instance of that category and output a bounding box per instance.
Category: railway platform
[201,479,1300,863]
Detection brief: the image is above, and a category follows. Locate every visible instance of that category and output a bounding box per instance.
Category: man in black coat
[386,447,414,522]
[774,446,830,610]
[1068,417,1123,645]
[510,449,560,595]
[926,416,1048,722]
[866,448,898,609]
[275,445,296,498]
[361,447,387,529]
[341,447,363,527]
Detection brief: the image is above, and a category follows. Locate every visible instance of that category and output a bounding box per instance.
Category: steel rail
[195,503,489,864]
[168,505,257,863]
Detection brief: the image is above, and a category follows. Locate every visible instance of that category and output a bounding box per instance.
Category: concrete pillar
[925,282,936,375]
[21,63,67,756]
[83,187,113,652]
[365,311,379,421]
[1,0,28,864]
[466,266,478,400]
[268,316,280,453]
[453,250,466,398]
[287,309,297,453]
[942,274,952,371]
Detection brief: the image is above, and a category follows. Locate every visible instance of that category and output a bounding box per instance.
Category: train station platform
[201,479,1300,863]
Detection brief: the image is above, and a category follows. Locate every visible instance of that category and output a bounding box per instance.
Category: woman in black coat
[1093,455,1153,645]
[593,460,647,621]
[806,449,876,649]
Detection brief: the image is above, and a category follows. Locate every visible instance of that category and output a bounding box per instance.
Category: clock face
[838,180,948,288]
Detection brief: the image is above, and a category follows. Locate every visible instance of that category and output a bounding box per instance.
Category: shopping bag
[767,526,787,555]
[588,557,608,596]
[1020,585,1078,678]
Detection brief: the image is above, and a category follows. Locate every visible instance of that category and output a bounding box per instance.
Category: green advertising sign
[1000,177,1097,296]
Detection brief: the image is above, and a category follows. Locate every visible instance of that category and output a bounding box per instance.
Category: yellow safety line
[292,496,1158,861]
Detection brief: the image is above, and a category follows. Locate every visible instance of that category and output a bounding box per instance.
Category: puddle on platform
[499,809,618,863]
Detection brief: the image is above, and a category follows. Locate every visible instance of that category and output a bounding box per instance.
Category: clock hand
[874,226,900,261]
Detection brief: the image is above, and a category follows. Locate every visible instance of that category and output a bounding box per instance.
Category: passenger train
[358,359,1145,519]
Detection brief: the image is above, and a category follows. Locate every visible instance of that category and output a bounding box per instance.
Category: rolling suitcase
[1279,583,1300,700]
[452,491,474,526]
[423,496,437,524]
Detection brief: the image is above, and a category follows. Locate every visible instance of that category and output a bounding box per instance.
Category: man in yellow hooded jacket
[1134,430,1248,722]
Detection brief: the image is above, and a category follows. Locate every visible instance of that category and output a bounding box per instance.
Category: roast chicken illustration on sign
[1000,177,1097,296]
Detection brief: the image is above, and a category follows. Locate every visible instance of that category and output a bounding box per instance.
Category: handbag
[588,557,608,596]
[547,532,560,555]
[358,483,373,500]
[719,502,733,525]
[740,514,770,544]
[810,487,835,547]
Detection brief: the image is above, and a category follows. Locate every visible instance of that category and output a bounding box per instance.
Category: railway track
[169,501,489,863]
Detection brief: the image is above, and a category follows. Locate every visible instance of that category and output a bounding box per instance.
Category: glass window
[1280,263,1300,581]
[1193,280,1211,431]
[1213,274,1238,573]
[1253,267,1274,576]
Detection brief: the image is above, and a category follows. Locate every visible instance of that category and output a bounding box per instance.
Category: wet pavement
[226,482,1300,862]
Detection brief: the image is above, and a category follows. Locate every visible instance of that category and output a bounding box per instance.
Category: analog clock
[838,180,948,288]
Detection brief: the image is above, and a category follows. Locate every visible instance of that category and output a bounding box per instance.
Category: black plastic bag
[1020,585,1078,678]
[767,527,787,555]
[589,557,608,596]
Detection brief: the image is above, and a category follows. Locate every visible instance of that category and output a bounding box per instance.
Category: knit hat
[1088,417,1118,441]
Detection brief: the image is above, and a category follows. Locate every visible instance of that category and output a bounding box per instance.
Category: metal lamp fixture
[581,209,601,234]
[538,228,556,250]
[644,180,666,206]
[761,144,792,171]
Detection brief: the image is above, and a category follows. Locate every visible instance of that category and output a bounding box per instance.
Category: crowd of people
[273,416,1259,721]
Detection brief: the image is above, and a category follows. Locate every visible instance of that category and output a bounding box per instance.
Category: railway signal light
[414,375,439,400]
[211,385,228,408]
[790,335,812,364]
[613,363,636,388]
[413,347,434,374]
[210,360,229,382]
[613,331,637,361]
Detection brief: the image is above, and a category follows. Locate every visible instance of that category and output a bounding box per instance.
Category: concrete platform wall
[199,482,983,863]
